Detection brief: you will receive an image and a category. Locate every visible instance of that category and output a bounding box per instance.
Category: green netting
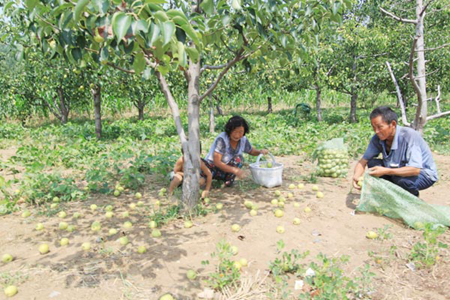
[356,173,450,229]
[315,138,349,178]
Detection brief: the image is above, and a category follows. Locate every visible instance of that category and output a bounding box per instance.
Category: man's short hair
[370,106,398,125]
[225,116,249,136]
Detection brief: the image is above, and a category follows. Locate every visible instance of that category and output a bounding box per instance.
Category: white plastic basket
[249,153,283,188]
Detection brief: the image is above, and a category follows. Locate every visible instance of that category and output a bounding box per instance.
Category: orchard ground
[1,148,449,300]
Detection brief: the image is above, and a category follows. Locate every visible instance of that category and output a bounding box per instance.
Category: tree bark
[214,95,223,115]
[138,106,144,120]
[209,94,215,133]
[181,60,202,211]
[91,85,102,139]
[412,0,428,133]
[314,83,322,122]
[57,87,69,124]
[267,97,272,113]
[350,89,358,123]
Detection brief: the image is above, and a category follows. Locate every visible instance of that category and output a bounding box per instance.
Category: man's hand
[352,176,361,190]
[260,149,269,155]
[368,166,389,177]
[201,190,209,199]
[233,167,245,179]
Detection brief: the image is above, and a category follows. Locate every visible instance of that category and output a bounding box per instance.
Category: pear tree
[4,0,350,210]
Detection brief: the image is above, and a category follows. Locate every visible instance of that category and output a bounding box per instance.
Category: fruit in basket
[267,162,273,168]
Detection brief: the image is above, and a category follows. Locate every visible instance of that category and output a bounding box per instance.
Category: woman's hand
[233,167,245,179]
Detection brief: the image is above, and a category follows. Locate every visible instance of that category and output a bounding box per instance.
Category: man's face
[371,116,396,141]
[230,126,245,142]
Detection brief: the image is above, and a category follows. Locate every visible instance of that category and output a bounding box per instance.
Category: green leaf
[132,19,149,35]
[181,24,200,45]
[92,0,110,15]
[157,64,170,76]
[133,52,146,73]
[166,9,188,20]
[147,22,160,47]
[281,35,287,48]
[185,47,199,62]
[73,0,90,22]
[200,0,214,16]
[112,12,132,42]
[172,16,188,27]
[145,0,167,4]
[25,0,38,10]
[160,21,175,46]
[154,10,169,22]
[222,14,231,26]
[231,0,242,11]
[177,41,187,67]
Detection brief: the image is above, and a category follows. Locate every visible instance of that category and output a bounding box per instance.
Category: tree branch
[386,61,410,126]
[426,110,450,121]
[420,0,437,17]
[106,62,135,74]
[380,7,417,24]
[199,46,262,102]
[156,71,187,143]
[408,37,423,104]
[200,63,228,74]
[416,43,450,52]
[435,85,441,114]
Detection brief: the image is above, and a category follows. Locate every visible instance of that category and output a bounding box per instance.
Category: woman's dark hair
[225,116,249,136]
[369,106,398,125]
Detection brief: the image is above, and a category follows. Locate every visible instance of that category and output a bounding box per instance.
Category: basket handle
[256,152,276,164]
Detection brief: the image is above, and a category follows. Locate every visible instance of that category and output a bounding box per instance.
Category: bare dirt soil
[1,150,449,300]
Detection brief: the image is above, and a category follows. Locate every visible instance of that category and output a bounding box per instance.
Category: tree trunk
[91,85,102,139]
[350,89,358,123]
[267,97,272,113]
[314,83,322,122]
[209,94,215,133]
[214,95,223,115]
[137,100,145,120]
[412,0,428,133]
[57,87,69,124]
[182,60,202,211]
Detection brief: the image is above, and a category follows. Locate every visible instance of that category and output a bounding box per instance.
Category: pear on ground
[39,244,50,254]
[4,285,18,297]
[2,254,13,263]
[274,209,284,218]
[231,224,241,232]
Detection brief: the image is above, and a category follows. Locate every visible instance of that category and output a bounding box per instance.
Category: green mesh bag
[356,174,450,229]
[314,138,349,178]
